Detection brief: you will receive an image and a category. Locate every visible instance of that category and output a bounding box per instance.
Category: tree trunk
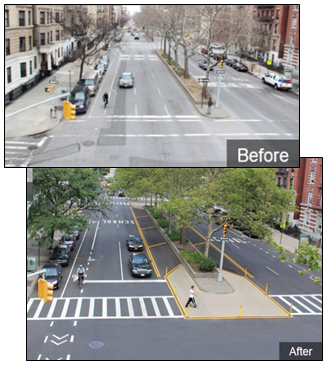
[204,215,213,257]
[184,48,189,79]
[180,226,186,245]
[174,46,178,71]
[164,37,166,54]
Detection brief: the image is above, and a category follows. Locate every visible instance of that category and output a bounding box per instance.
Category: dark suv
[49,245,70,266]
[128,252,152,277]
[70,86,91,114]
[39,263,63,289]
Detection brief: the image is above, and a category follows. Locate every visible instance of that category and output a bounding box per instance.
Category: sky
[127,5,141,15]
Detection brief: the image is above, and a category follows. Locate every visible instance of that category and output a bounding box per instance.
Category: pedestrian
[102,91,108,108]
[185,285,198,308]
[206,97,212,115]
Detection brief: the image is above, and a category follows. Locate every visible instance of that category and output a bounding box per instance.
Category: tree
[61,10,118,81]
[27,168,112,247]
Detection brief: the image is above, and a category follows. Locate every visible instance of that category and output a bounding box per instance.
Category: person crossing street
[102,91,109,109]
[185,285,198,309]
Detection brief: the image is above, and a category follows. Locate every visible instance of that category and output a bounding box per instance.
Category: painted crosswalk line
[270,294,322,315]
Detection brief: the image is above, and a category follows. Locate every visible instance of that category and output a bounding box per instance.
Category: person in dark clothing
[206,97,212,115]
[103,92,109,108]
[185,285,198,308]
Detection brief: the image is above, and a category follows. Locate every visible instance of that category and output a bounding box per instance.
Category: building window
[273,39,276,51]
[40,12,45,24]
[292,17,297,28]
[5,39,10,55]
[291,34,295,46]
[19,37,26,52]
[29,36,32,50]
[34,56,37,69]
[278,176,281,187]
[50,31,52,42]
[28,11,31,25]
[47,33,49,44]
[5,10,9,27]
[318,216,322,230]
[275,24,278,34]
[276,9,280,19]
[30,60,32,75]
[7,67,12,84]
[308,191,313,204]
[310,170,315,183]
[40,33,45,45]
[55,12,60,23]
[290,177,294,187]
[312,158,317,163]
[20,62,27,78]
[305,211,310,225]
[19,11,25,26]
[56,30,60,41]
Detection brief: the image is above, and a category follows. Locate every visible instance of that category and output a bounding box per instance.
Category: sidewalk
[5,52,106,138]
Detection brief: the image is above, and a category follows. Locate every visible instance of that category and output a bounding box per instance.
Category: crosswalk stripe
[300,296,322,311]
[270,294,322,315]
[27,296,183,320]
[291,297,315,313]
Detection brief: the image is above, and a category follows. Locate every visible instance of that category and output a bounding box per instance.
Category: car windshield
[62,236,73,241]
[122,74,132,79]
[45,268,58,276]
[70,92,85,100]
[130,237,142,243]
[53,247,67,254]
[133,256,149,264]
[80,79,94,86]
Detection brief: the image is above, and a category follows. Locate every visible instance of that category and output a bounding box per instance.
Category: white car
[262,73,292,91]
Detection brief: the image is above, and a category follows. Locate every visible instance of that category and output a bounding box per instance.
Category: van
[79,71,100,96]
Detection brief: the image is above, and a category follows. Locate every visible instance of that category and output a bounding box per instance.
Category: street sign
[216,70,225,74]
[198,78,209,83]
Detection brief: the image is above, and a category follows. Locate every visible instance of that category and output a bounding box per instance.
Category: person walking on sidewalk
[185,285,198,308]
[206,97,212,115]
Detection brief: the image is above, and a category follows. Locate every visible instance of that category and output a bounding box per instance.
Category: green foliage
[179,250,216,272]
[166,227,181,241]
[157,218,169,228]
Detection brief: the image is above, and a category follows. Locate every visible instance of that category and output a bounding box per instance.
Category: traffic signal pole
[217,225,228,282]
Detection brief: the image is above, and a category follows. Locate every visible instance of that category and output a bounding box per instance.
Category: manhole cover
[28,145,38,150]
[83,141,95,147]
[89,341,104,349]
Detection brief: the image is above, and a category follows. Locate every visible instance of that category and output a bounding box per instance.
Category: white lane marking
[266,266,279,275]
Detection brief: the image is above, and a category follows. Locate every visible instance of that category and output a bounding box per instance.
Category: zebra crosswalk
[270,294,322,316]
[27,296,183,320]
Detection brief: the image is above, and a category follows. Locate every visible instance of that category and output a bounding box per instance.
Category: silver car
[119,72,134,88]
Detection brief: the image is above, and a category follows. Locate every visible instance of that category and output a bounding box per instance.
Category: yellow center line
[141,226,155,230]
[194,242,206,246]
[130,207,160,277]
[148,242,166,248]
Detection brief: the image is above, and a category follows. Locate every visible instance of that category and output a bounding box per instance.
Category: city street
[27,195,322,360]
[7,30,299,167]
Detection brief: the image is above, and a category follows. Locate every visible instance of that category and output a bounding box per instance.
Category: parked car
[119,72,134,88]
[201,48,208,54]
[199,60,214,71]
[262,73,293,91]
[95,63,106,75]
[126,235,144,251]
[243,229,260,239]
[59,235,75,250]
[101,55,109,62]
[134,34,139,40]
[128,252,152,277]
[99,58,108,71]
[49,245,70,266]
[69,86,91,114]
[211,53,224,61]
[118,191,125,197]
[73,226,80,240]
[96,68,104,83]
[225,58,238,67]
[232,62,249,72]
[39,263,63,289]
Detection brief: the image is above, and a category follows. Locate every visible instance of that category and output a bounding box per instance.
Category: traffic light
[63,100,76,120]
[220,60,223,69]
[38,278,45,300]
[38,278,53,302]
[44,280,54,303]
[45,85,54,93]
[223,224,228,235]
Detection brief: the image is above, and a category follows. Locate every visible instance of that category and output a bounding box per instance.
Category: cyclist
[102,92,108,108]
[76,265,85,284]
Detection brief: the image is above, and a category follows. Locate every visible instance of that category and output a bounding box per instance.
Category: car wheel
[262,78,265,83]
[274,84,278,90]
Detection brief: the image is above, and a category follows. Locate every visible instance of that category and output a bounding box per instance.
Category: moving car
[128,252,152,277]
[59,235,75,250]
[119,72,134,88]
[232,62,249,72]
[126,235,144,251]
[79,71,100,96]
[49,245,70,266]
[262,73,292,91]
[39,263,63,289]
[99,58,108,71]
[199,60,214,71]
[69,86,91,114]
[134,34,139,40]
[225,58,238,67]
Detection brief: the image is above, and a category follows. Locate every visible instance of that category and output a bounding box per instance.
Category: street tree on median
[27,168,112,248]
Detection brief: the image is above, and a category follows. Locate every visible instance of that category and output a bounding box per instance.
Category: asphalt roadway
[27,195,322,360]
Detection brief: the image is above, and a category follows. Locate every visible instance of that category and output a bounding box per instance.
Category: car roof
[122,72,132,76]
[72,85,89,93]
[42,263,60,268]
[131,252,147,257]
